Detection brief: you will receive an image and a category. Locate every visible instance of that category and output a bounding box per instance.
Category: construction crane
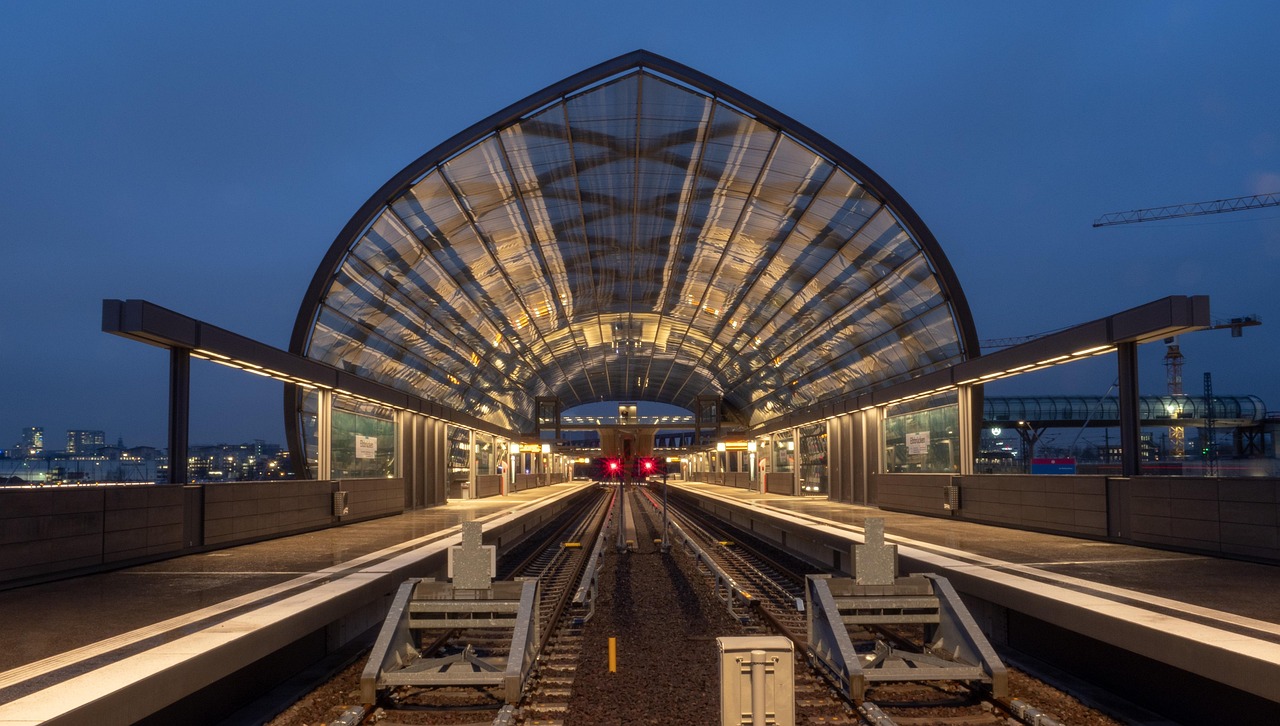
[1163,315,1260,458]
[1094,192,1270,457]
[1093,192,1280,227]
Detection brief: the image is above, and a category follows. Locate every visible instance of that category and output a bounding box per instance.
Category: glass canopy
[294,51,977,432]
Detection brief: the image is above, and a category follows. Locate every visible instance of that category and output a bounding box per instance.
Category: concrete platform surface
[0,484,581,676]
[682,482,1280,627]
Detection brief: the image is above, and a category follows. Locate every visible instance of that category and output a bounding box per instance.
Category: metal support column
[467,428,475,499]
[861,407,881,505]
[428,419,447,506]
[399,412,418,509]
[1117,342,1141,477]
[167,347,190,485]
[317,388,333,480]
[957,386,976,476]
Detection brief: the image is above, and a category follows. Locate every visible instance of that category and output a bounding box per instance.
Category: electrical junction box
[943,484,960,512]
[717,635,794,726]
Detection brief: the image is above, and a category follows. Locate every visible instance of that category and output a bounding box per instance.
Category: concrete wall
[874,473,1280,564]
[203,480,334,546]
[764,472,794,495]
[511,474,540,492]
[957,474,1108,536]
[103,486,185,562]
[0,477,408,586]
[873,473,954,515]
[0,486,185,584]
[510,473,568,492]
[338,477,404,522]
[1122,476,1280,561]
[474,474,503,498]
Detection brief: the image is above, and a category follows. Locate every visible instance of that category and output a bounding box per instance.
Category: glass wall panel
[330,397,396,478]
[299,389,319,477]
[475,433,494,476]
[883,392,959,473]
[798,423,827,494]
[447,426,471,491]
[771,432,794,473]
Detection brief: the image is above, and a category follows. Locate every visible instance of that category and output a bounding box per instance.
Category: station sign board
[1031,457,1076,474]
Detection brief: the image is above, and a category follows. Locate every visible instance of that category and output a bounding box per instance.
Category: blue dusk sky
[2,1,1278,449]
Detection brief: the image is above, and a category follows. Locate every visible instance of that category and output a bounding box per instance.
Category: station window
[447,426,471,489]
[798,423,828,494]
[883,392,959,473]
[771,431,794,473]
[475,433,495,476]
[330,396,397,478]
[299,389,320,477]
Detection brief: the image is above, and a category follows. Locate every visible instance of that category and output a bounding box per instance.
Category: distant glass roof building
[292,50,979,433]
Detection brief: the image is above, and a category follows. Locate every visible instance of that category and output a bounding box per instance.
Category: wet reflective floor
[692,483,1280,626]
[6,480,1278,677]
[0,484,579,672]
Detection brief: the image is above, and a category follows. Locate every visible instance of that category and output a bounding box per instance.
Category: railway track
[351,488,613,724]
[275,484,1108,725]
[643,484,1064,726]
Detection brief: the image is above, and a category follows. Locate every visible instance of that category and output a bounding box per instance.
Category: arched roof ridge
[290,49,978,359]
[289,50,980,436]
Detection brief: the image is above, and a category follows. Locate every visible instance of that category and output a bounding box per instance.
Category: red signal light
[606,460,620,473]
[642,459,655,473]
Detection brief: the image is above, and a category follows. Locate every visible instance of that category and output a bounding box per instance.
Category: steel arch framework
[287,50,979,471]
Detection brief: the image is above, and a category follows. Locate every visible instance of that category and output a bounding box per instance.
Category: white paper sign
[906,431,930,456]
[355,434,378,459]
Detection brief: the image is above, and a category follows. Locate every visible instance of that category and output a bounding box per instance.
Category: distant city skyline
[2,3,1278,446]
[5,423,280,456]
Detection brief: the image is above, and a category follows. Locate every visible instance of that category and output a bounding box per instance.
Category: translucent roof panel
[293,51,977,431]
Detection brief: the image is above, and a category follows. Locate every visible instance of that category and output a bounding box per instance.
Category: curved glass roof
[293,51,978,432]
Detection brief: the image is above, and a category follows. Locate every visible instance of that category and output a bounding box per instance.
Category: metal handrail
[638,488,754,618]
[571,487,617,622]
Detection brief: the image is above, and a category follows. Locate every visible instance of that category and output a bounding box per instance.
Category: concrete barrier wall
[0,486,186,584]
[0,478,413,586]
[1124,476,1279,561]
[203,481,334,546]
[874,473,954,515]
[512,474,540,492]
[875,473,1280,564]
[958,475,1108,536]
[474,475,502,498]
[0,488,106,583]
[877,473,1108,535]
[764,472,794,495]
[103,486,185,562]
[337,477,404,522]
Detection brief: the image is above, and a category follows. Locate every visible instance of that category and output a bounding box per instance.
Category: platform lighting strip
[846,343,1119,415]
[190,350,423,415]
[192,350,330,391]
[953,345,1115,387]
[193,342,1117,425]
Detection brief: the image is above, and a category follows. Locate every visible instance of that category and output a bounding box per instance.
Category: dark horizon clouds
[2,1,1277,448]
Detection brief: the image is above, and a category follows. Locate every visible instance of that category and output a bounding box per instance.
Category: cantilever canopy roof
[292,51,979,432]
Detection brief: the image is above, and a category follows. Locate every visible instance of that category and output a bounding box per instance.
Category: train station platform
[5,479,1279,724]
[0,482,588,725]
[672,480,1280,723]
